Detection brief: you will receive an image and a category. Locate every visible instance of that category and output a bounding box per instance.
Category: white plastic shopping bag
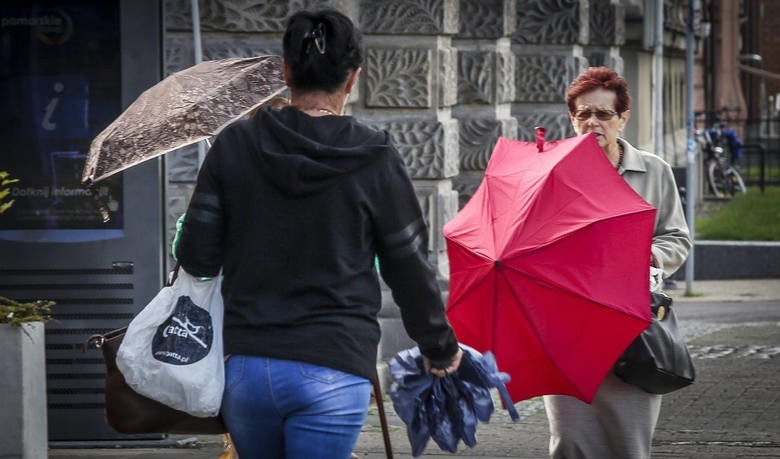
[116,267,224,417]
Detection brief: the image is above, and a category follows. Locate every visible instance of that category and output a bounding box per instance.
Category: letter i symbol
[42,82,64,131]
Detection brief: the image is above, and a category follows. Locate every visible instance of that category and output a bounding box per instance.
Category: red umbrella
[444,132,656,403]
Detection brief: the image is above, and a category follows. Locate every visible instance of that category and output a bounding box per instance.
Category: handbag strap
[86,263,181,351]
[167,261,182,287]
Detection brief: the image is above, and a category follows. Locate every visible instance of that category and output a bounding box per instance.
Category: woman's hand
[650,266,663,292]
[424,348,463,378]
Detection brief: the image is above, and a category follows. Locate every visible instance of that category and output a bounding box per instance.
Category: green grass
[695,187,780,241]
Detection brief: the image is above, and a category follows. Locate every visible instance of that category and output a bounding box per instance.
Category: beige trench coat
[618,138,692,276]
[544,138,692,459]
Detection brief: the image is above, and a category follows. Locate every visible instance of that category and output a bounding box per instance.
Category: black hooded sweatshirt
[177,105,459,380]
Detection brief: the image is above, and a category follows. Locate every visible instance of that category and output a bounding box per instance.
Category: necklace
[616,142,625,170]
[292,105,339,116]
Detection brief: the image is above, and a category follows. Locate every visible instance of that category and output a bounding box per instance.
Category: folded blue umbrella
[389,345,519,456]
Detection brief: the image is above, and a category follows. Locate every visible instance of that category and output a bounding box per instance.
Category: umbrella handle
[85,182,111,223]
[372,374,394,459]
[494,381,520,421]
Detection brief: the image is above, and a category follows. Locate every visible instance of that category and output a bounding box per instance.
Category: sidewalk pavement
[664,277,780,303]
[48,278,780,458]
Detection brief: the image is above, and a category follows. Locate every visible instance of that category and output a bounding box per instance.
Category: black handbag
[614,292,695,394]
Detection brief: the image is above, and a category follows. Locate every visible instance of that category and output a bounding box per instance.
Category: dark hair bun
[283,9,363,92]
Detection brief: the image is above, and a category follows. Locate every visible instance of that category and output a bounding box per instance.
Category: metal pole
[191,0,206,165]
[685,0,696,295]
[653,0,664,159]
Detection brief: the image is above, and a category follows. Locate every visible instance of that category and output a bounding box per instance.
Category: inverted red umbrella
[443,132,656,404]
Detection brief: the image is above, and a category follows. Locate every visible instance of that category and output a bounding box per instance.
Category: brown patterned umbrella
[82,55,286,185]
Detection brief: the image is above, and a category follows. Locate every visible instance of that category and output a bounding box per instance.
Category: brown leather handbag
[89,326,226,434]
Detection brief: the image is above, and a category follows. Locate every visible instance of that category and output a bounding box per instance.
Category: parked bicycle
[696,120,747,198]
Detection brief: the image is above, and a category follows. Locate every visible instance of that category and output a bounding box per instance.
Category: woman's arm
[372,148,460,366]
[650,162,692,276]
[176,139,226,278]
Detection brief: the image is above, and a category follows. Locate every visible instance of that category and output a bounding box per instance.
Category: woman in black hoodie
[176,8,462,458]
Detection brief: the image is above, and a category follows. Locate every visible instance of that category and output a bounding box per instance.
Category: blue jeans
[221,355,371,459]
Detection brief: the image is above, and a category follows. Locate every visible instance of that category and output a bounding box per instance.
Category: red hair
[566,67,631,115]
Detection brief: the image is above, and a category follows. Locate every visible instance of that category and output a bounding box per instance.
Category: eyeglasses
[572,109,619,121]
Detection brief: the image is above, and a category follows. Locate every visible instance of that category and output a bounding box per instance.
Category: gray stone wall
[161,3,689,351]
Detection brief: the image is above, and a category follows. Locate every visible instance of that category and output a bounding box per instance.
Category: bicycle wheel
[706,159,728,198]
[727,168,747,194]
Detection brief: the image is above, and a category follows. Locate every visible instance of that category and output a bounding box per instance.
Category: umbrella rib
[493,269,576,398]
[445,243,494,313]
[496,267,648,401]
[91,135,215,183]
[502,179,653,259]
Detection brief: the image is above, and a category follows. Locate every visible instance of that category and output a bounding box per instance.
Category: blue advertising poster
[0,1,123,242]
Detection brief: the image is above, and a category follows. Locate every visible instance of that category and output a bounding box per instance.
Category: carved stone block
[514,54,585,103]
[584,50,624,75]
[165,33,281,75]
[589,0,624,46]
[165,33,195,74]
[514,0,582,45]
[496,50,516,103]
[457,49,516,105]
[202,37,281,60]
[199,0,324,32]
[453,170,484,209]
[165,0,192,30]
[359,0,457,35]
[370,119,459,179]
[458,51,495,105]
[458,118,517,171]
[438,47,458,108]
[169,0,362,33]
[454,117,517,207]
[457,0,514,38]
[364,48,433,108]
[514,111,574,141]
[413,179,458,280]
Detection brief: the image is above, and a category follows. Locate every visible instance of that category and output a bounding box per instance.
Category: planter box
[694,241,780,279]
[0,322,48,459]
[672,241,780,280]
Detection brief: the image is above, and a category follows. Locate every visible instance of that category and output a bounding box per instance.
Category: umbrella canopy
[82,55,286,184]
[443,133,656,404]
[389,345,519,457]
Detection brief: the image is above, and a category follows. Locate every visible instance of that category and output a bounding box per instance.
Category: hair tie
[303,23,326,55]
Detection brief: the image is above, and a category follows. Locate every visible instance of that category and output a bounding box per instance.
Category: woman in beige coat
[543,67,692,458]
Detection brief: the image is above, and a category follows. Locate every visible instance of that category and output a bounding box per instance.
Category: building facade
[162,0,703,271]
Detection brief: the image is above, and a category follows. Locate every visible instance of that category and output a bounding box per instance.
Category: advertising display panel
[1,2,124,242]
[0,0,164,441]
